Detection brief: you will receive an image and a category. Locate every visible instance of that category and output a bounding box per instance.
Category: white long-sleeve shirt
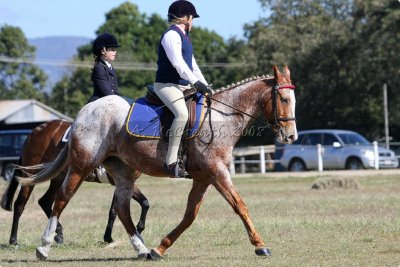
[161,27,208,85]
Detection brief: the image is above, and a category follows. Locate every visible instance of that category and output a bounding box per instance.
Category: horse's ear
[273,65,280,79]
[283,66,291,82]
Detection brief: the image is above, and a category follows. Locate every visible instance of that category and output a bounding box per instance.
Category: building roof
[0,99,72,124]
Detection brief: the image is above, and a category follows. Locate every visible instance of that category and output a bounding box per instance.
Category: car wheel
[289,159,306,172]
[3,163,15,182]
[345,158,364,170]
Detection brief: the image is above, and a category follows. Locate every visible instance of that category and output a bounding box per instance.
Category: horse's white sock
[41,216,58,245]
[130,234,150,255]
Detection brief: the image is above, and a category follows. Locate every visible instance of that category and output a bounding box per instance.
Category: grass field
[0,173,399,266]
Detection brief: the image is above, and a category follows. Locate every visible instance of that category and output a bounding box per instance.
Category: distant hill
[29,36,91,91]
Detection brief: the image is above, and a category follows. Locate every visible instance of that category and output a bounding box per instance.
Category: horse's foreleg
[103,192,117,243]
[9,185,34,246]
[151,181,210,259]
[113,180,151,260]
[131,183,149,234]
[213,170,271,257]
[36,171,85,260]
[103,176,147,243]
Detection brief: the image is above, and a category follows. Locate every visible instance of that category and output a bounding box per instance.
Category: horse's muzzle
[275,126,297,144]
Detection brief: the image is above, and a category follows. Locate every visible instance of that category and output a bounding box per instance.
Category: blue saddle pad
[126,93,207,139]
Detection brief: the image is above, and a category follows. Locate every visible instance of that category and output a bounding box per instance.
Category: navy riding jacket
[89,59,119,103]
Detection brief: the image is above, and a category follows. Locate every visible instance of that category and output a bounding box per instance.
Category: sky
[0,0,268,40]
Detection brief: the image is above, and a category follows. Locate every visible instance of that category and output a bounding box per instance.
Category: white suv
[280,129,399,171]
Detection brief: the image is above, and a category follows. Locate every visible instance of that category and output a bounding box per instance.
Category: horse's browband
[276,85,295,90]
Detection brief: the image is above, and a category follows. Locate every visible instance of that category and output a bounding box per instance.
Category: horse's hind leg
[213,169,271,256]
[151,181,210,259]
[38,178,65,244]
[9,185,34,246]
[36,170,86,260]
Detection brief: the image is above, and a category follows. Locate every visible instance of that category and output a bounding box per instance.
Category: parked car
[280,129,399,171]
[0,129,31,181]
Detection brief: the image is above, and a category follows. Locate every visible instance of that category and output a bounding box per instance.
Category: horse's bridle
[208,83,296,130]
[271,84,296,128]
[197,82,296,145]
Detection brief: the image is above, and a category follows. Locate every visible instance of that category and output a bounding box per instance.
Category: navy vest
[155,25,193,85]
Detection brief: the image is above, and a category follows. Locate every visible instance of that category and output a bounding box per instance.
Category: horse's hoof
[103,236,114,244]
[150,249,163,261]
[36,247,48,261]
[54,236,64,245]
[138,252,153,261]
[9,242,19,250]
[255,247,272,256]
[9,240,18,246]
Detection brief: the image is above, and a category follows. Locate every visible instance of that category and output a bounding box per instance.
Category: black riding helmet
[168,0,199,21]
[92,33,121,55]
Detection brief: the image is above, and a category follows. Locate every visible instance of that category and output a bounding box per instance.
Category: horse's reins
[209,84,296,130]
[146,83,296,144]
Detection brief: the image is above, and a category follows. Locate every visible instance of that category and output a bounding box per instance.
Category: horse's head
[262,65,297,144]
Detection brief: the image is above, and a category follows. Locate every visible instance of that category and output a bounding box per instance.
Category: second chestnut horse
[1,119,149,245]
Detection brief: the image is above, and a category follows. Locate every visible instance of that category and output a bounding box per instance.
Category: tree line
[1,0,399,145]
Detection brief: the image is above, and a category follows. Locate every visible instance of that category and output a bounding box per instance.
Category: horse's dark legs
[131,184,149,234]
[212,170,271,256]
[38,179,64,244]
[9,185,34,245]
[103,192,117,243]
[151,181,210,258]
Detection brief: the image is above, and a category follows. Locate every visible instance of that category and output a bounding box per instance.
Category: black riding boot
[165,162,189,178]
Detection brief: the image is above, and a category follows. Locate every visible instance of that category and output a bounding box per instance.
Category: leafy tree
[0,25,47,100]
[245,0,400,141]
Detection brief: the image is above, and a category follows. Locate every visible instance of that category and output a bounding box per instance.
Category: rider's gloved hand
[194,81,212,96]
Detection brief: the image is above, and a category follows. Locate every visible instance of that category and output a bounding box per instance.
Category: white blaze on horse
[17,65,297,260]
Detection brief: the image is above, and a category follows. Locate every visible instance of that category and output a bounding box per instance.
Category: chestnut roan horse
[17,66,297,260]
[1,120,149,245]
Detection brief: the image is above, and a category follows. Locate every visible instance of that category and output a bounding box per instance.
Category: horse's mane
[213,74,273,94]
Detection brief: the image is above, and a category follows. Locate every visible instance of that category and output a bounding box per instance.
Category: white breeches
[154,83,189,165]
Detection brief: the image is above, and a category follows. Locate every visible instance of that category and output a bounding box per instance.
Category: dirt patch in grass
[311,177,361,190]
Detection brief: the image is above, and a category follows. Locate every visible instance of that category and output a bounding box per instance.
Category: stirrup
[165,162,189,178]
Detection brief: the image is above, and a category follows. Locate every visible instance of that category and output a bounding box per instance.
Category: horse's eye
[281,98,289,105]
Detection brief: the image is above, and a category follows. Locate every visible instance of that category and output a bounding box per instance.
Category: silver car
[280,129,399,171]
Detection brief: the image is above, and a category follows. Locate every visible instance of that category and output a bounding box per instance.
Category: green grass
[0,173,399,266]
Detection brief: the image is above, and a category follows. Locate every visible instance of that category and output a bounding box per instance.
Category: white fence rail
[231,145,278,175]
[231,142,388,174]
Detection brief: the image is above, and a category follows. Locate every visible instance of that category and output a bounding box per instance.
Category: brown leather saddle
[144,86,199,140]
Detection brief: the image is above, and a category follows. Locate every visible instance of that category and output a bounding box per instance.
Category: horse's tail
[0,157,22,211]
[16,145,69,186]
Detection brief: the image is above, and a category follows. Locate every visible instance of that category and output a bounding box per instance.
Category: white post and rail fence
[230,142,387,174]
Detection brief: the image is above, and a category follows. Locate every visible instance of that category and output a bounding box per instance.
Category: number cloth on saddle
[126,92,207,139]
